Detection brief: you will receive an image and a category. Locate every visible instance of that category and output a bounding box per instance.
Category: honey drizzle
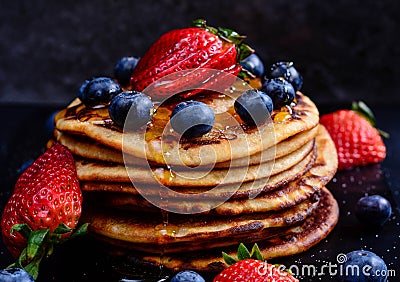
[155,209,179,272]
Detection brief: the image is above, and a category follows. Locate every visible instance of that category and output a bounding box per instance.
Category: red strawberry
[1,143,87,279]
[214,243,298,282]
[130,19,253,100]
[320,102,386,170]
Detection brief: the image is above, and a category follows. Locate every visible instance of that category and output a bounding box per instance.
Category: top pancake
[52,125,318,169]
[55,92,319,167]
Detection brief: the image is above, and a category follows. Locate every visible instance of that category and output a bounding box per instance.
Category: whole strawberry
[1,143,87,279]
[130,19,253,100]
[320,101,386,170]
[214,243,298,282]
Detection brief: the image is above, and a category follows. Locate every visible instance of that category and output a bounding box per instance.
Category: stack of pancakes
[51,88,339,272]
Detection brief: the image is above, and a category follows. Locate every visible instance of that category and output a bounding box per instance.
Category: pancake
[81,125,335,215]
[55,92,319,167]
[215,125,318,168]
[80,146,314,200]
[87,187,338,272]
[214,125,337,215]
[82,196,319,254]
[53,125,318,168]
[52,130,147,166]
[74,139,314,187]
[83,148,318,214]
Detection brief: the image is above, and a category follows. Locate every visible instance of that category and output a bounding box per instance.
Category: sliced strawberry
[133,28,214,74]
[181,63,242,99]
[129,19,253,100]
[138,42,240,99]
[131,28,223,90]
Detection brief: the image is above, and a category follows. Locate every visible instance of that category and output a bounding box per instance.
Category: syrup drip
[155,209,180,272]
[155,209,179,239]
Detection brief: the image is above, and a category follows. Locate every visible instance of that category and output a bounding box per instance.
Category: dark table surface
[0,103,399,281]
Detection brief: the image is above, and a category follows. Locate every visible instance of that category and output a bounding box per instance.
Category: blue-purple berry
[114,56,140,86]
[269,61,303,91]
[170,270,205,282]
[109,91,153,130]
[171,101,215,138]
[355,195,392,226]
[339,250,388,282]
[240,53,265,77]
[261,78,296,108]
[79,77,122,108]
[234,89,273,126]
[0,268,34,282]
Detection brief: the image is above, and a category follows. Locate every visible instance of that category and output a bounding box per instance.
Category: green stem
[9,222,88,280]
[191,19,254,62]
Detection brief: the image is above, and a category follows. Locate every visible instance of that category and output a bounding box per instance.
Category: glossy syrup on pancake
[55,91,319,167]
[84,187,338,272]
[73,138,313,187]
[80,125,336,214]
[82,196,320,253]
[79,147,314,200]
[54,75,331,272]
[52,125,318,168]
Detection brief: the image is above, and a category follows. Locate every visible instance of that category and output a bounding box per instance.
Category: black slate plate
[0,104,399,281]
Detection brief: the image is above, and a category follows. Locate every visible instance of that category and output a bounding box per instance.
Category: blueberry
[269,61,303,91]
[355,195,392,226]
[0,268,34,282]
[77,79,90,102]
[261,78,296,108]
[114,56,140,86]
[339,250,388,282]
[240,53,265,77]
[170,270,205,282]
[109,91,154,130]
[79,77,122,108]
[234,89,273,126]
[171,101,214,138]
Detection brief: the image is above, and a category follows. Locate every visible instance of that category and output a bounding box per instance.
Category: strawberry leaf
[10,223,32,240]
[51,223,73,243]
[217,27,246,45]
[191,18,207,28]
[53,223,72,234]
[352,101,390,138]
[237,43,254,62]
[26,229,49,261]
[377,128,390,139]
[24,259,41,280]
[191,18,254,62]
[70,223,89,239]
[250,243,264,261]
[14,248,27,269]
[55,223,89,244]
[7,223,89,280]
[351,101,376,126]
[221,243,266,267]
[237,243,251,260]
[222,252,237,266]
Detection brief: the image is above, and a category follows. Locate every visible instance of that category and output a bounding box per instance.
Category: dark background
[1,2,400,280]
[1,0,399,106]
